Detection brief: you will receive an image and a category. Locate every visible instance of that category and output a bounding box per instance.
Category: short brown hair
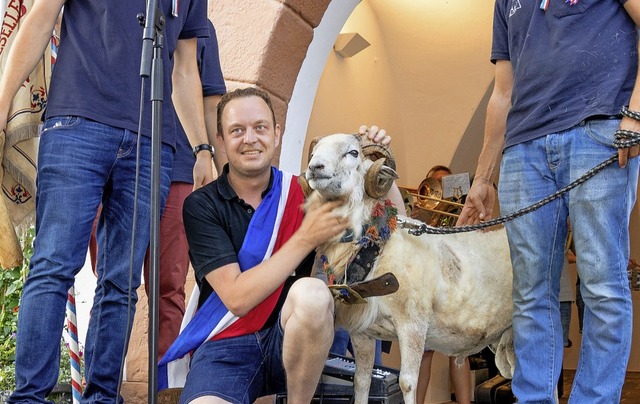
[427,165,452,178]
[216,87,277,136]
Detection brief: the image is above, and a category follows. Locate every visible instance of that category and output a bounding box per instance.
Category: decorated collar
[322,200,398,286]
[358,199,398,247]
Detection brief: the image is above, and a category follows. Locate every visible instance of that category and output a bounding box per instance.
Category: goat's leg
[396,327,427,404]
[350,333,376,404]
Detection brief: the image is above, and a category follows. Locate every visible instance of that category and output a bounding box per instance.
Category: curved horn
[365,158,399,199]
[297,173,313,198]
[359,135,396,171]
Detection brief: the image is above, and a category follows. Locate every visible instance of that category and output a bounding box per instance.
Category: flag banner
[0,0,52,268]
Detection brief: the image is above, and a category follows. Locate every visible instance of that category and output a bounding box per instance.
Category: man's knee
[286,278,333,321]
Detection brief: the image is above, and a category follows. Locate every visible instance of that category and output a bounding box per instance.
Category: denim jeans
[498,118,638,404]
[330,328,383,365]
[559,301,571,347]
[9,116,172,403]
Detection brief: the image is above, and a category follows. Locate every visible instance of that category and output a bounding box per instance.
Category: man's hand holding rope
[457,179,495,226]
[455,106,640,230]
[617,113,640,167]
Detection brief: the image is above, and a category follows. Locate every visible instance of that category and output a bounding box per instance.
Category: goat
[301,133,515,404]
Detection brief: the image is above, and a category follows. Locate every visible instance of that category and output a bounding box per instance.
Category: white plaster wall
[302,1,405,176]
[305,0,495,188]
[281,0,361,174]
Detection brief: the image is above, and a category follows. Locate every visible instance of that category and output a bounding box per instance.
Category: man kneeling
[161,87,393,404]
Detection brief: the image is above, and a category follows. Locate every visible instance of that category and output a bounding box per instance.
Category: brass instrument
[399,177,464,227]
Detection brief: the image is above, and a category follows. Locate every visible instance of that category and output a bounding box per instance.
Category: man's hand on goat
[359,124,391,145]
[456,180,496,226]
[298,199,349,249]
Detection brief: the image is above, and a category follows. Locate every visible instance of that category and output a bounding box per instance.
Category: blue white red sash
[158,168,305,390]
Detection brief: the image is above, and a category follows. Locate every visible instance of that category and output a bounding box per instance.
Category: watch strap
[192,144,214,158]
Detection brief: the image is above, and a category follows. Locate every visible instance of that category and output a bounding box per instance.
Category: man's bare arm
[0,0,65,130]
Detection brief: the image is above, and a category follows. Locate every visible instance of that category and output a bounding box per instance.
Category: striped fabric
[0,0,52,267]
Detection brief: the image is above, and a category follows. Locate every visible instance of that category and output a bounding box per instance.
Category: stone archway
[122,1,361,401]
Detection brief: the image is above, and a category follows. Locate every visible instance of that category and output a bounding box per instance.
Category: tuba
[400,176,464,227]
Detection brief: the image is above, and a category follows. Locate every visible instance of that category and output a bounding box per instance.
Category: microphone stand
[138,1,164,403]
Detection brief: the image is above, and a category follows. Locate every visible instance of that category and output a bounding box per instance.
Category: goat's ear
[307,136,323,164]
[297,173,314,198]
[364,158,399,199]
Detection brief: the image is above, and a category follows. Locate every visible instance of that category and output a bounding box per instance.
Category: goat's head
[300,133,398,201]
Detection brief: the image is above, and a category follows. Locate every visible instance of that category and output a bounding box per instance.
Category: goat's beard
[319,191,348,202]
[304,192,351,225]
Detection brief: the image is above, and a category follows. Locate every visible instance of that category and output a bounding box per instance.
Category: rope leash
[408,129,640,236]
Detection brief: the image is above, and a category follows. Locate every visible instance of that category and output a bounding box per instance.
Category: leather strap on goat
[329,272,399,304]
[344,240,380,283]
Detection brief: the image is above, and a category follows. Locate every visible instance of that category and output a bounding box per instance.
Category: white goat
[302,133,515,404]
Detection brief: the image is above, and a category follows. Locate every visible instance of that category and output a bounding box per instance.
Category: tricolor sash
[158,168,305,390]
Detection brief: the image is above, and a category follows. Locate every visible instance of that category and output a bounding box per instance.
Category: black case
[474,375,511,404]
[492,379,516,404]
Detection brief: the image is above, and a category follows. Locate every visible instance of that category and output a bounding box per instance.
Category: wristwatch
[192,144,214,158]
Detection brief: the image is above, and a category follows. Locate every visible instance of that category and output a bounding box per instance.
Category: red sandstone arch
[208,0,356,168]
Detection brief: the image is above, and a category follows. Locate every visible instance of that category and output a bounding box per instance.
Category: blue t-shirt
[45,0,209,149]
[492,0,638,148]
[172,20,226,184]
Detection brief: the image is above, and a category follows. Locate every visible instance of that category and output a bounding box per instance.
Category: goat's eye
[346,150,359,158]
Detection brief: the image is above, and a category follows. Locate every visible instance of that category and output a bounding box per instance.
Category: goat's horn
[365,158,399,199]
[297,173,313,198]
[358,135,396,171]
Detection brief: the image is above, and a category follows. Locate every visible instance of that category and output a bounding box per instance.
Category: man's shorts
[179,319,287,404]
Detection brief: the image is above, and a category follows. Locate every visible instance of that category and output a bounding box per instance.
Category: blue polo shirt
[172,20,226,184]
[45,0,209,149]
[492,0,637,148]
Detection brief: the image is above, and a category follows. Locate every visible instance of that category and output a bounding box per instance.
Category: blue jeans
[559,302,571,348]
[330,328,383,365]
[498,118,638,404]
[9,116,172,403]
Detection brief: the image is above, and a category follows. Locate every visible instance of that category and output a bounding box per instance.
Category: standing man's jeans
[559,301,571,347]
[498,118,639,404]
[9,116,172,403]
